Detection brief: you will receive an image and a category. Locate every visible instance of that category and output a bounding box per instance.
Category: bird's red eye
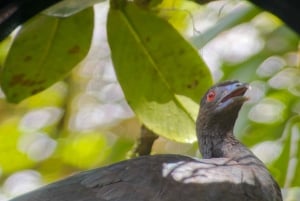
[207,91,216,102]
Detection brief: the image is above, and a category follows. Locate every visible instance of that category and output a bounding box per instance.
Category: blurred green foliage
[0,0,299,200]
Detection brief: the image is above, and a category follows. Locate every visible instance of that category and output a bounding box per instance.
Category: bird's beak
[220,82,249,104]
[214,81,249,112]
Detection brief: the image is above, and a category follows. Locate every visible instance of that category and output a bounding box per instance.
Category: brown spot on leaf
[68,45,80,54]
[187,79,199,89]
[10,73,45,87]
[31,87,45,95]
[10,74,25,85]
[24,55,32,62]
[178,48,185,55]
[145,36,151,42]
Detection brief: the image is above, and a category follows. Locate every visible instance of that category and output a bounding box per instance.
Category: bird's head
[197,80,249,133]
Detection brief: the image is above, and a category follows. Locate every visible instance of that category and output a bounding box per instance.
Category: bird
[9,80,282,201]
[0,0,299,42]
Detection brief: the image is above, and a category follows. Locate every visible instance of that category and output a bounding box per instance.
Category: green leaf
[1,8,94,103]
[107,2,212,142]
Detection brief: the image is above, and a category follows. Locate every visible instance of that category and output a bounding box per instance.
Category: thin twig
[130,125,159,158]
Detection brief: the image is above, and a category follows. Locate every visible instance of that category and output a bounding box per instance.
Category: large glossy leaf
[107,2,212,142]
[1,8,94,103]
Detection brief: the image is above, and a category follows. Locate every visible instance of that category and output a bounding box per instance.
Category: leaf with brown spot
[68,45,81,54]
[23,56,32,62]
[107,3,212,142]
[0,8,94,103]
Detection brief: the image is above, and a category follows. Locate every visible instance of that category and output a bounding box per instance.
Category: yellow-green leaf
[107,2,212,143]
[1,8,94,103]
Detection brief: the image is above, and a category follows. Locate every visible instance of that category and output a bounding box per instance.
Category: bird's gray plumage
[9,81,282,201]
[10,154,281,201]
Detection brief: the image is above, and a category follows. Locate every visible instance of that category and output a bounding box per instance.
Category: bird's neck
[198,128,239,158]
[198,127,266,169]
[197,115,255,160]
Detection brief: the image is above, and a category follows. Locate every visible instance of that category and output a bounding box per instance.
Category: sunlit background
[0,0,299,200]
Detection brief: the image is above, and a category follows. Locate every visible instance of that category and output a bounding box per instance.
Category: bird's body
[9,81,282,201]
[10,154,280,201]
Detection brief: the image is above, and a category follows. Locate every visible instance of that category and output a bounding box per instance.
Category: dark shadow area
[0,0,299,42]
[247,0,300,35]
[0,0,62,41]
[0,0,300,41]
